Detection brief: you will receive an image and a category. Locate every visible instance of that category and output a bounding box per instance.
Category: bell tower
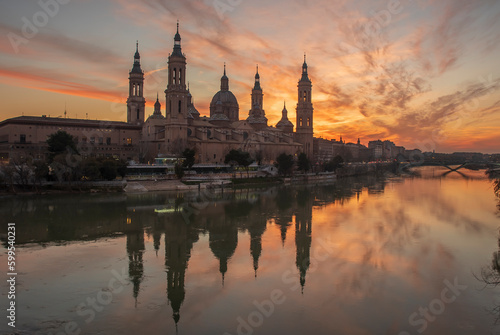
[164,22,189,155]
[127,42,145,124]
[295,54,314,159]
[247,65,268,128]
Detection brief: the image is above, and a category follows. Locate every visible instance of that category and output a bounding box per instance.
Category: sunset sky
[1,0,499,153]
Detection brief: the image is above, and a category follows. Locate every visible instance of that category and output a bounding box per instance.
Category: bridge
[399,161,500,174]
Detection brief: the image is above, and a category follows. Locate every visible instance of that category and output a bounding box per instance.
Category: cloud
[0,22,122,65]
[0,68,125,103]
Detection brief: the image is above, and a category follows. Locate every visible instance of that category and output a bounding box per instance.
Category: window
[127,138,132,145]
[137,109,140,120]
[303,91,307,102]
[19,134,26,143]
[179,69,182,85]
[173,69,177,84]
[106,137,111,145]
[99,137,103,145]
[307,117,310,127]
[299,118,303,127]
[178,100,182,113]
[90,137,95,144]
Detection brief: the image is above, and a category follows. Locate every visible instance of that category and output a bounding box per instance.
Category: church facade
[140,24,314,164]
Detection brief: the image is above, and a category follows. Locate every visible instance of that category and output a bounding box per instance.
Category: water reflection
[476,178,500,324]
[2,168,499,334]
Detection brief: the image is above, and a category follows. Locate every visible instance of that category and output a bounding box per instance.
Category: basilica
[138,24,314,164]
[0,24,317,165]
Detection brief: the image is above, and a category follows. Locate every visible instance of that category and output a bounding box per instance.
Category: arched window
[299,117,303,127]
[178,100,182,113]
[307,117,310,126]
[179,69,182,85]
[173,69,177,85]
[137,109,140,120]
[303,91,307,102]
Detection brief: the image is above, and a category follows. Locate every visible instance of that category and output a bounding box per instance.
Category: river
[1,166,499,335]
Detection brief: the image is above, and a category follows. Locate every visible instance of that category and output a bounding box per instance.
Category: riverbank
[0,162,409,195]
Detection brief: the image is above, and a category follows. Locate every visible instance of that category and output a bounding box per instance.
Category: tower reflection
[295,188,313,292]
[164,212,199,325]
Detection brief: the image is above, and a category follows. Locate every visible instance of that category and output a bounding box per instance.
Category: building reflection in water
[126,227,144,306]
[295,188,313,292]
[209,209,238,285]
[163,211,199,326]
[274,187,294,246]
[0,176,390,331]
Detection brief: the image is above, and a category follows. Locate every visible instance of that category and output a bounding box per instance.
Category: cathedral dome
[210,90,238,106]
[209,65,239,122]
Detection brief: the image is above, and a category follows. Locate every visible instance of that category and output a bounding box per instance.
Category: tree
[10,157,32,186]
[225,149,253,178]
[174,162,184,179]
[1,163,16,192]
[33,159,49,190]
[324,155,344,172]
[82,159,102,181]
[46,130,78,162]
[239,151,253,178]
[275,153,294,177]
[182,148,196,171]
[99,159,118,181]
[116,159,128,179]
[224,149,241,166]
[50,154,74,182]
[297,153,310,173]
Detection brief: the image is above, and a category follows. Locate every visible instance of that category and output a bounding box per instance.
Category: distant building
[368,140,384,159]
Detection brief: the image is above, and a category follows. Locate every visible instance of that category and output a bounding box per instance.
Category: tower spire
[253,64,261,90]
[301,52,310,82]
[221,63,229,91]
[172,21,183,56]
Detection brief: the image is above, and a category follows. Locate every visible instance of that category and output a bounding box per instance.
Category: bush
[99,160,118,181]
[82,159,101,181]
